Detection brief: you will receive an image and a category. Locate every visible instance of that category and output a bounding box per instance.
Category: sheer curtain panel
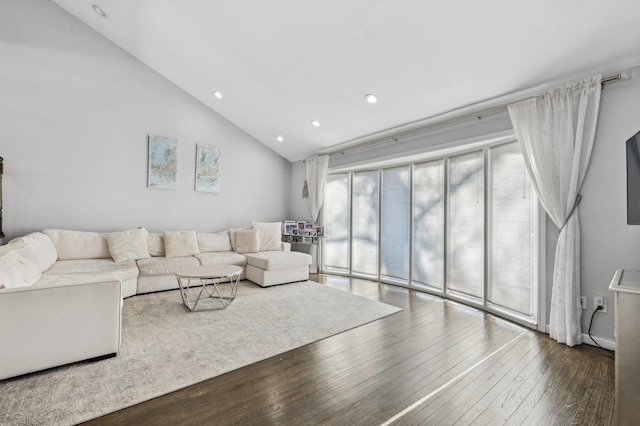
[508,75,601,346]
[306,155,330,223]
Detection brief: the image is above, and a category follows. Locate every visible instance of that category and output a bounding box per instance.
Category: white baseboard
[582,333,615,351]
[544,324,615,351]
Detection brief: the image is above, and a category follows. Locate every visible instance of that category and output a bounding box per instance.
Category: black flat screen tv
[627,130,640,224]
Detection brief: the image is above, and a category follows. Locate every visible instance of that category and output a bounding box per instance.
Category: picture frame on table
[283,221,297,235]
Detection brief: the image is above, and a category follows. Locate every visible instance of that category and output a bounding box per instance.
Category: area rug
[0,280,401,425]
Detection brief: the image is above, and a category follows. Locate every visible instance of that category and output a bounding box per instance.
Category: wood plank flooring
[82,275,615,425]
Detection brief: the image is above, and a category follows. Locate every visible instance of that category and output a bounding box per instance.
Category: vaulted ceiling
[52,0,640,162]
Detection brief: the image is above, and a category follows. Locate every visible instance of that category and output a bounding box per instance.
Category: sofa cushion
[197,231,232,252]
[0,239,26,257]
[251,221,282,252]
[106,228,151,263]
[147,232,165,257]
[245,251,311,271]
[235,228,259,254]
[136,256,199,276]
[43,229,110,260]
[229,227,251,251]
[36,271,122,287]
[11,232,58,272]
[43,258,139,281]
[0,248,42,288]
[164,231,200,258]
[195,251,247,267]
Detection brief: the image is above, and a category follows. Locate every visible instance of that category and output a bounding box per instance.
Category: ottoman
[245,251,312,287]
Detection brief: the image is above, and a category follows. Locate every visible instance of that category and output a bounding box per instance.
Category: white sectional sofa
[0,222,311,380]
[0,232,122,381]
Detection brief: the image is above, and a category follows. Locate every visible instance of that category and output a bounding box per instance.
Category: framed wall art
[195,144,221,193]
[147,134,178,189]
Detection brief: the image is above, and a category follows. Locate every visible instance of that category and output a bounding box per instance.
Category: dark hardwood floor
[83,275,615,425]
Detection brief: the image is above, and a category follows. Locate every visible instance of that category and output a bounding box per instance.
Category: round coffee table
[175,265,242,311]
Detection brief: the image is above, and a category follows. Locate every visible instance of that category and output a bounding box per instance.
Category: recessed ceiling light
[276,136,284,142]
[365,93,378,104]
[213,91,223,99]
[92,4,107,18]
[311,120,320,127]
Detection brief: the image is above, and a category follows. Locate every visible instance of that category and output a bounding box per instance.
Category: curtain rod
[326,105,508,158]
[602,72,627,85]
[315,71,627,160]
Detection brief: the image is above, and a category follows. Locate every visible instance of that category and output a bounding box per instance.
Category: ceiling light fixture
[276,136,284,142]
[92,4,107,18]
[311,120,320,127]
[365,93,378,104]
[213,91,223,99]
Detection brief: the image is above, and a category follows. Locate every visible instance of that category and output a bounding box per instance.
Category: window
[322,139,538,326]
[447,151,484,301]
[324,173,350,273]
[412,160,444,290]
[487,142,534,318]
[352,171,379,277]
[381,166,410,283]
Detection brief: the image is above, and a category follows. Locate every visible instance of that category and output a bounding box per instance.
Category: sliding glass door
[324,173,350,273]
[322,140,538,325]
[447,151,485,301]
[381,166,410,284]
[487,143,535,318]
[412,160,444,291]
[352,170,379,277]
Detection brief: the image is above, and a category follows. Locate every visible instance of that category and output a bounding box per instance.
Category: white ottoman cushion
[246,265,309,287]
[245,251,311,271]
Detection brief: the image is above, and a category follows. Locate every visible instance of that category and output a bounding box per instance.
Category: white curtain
[306,155,330,223]
[508,75,601,346]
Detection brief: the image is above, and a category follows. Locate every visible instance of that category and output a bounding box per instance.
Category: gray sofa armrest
[0,279,122,380]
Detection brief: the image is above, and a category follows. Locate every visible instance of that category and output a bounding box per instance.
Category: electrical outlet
[580,296,587,310]
[594,296,607,313]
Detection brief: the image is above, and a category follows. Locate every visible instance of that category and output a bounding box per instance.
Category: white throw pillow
[106,228,151,263]
[164,231,200,258]
[235,228,259,254]
[197,231,232,252]
[229,227,251,252]
[251,221,282,251]
[14,232,58,271]
[146,232,165,257]
[0,249,41,288]
[0,239,26,257]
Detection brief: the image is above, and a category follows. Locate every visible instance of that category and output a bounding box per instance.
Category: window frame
[321,133,545,330]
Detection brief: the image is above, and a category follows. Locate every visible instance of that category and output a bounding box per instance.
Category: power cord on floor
[588,305,604,349]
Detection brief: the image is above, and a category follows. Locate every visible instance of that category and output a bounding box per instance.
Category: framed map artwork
[147,135,178,189]
[195,144,221,193]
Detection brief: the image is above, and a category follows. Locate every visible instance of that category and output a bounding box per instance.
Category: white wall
[0,0,290,240]
[289,161,312,222]
[581,66,640,341]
